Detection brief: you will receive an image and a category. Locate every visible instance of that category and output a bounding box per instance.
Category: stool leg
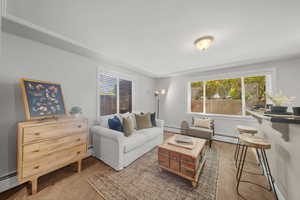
[236,146,248,193]
[236,145,246,180]
[261,150,279,200]
[256,148,264,175]
[235,142,241,168]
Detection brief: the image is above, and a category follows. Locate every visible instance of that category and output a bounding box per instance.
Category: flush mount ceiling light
[194,36,214,50]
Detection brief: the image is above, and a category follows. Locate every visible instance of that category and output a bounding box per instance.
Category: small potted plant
[266,91,295,114]
[70,106,82,118]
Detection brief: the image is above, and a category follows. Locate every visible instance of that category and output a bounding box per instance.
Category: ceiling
[6,0,300,77]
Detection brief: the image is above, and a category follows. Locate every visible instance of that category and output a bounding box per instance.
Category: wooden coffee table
[158,135,208,187]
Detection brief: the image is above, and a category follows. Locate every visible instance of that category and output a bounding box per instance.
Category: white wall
[0,32,155,178]
[155,57,300,138]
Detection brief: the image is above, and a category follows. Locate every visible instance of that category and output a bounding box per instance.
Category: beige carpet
[88,147,219,200]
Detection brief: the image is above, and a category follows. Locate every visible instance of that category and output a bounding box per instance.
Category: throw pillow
[150,112,156,127]
[108,116,123,132]
[120,112,137,130]
[135,113,152,130]
[193,117,212,129]
[123,117,134,137]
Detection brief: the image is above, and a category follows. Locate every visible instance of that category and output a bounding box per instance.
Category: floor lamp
[155,89,166,119]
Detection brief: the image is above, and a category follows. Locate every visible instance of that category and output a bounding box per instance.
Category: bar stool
[236,134,278,200]
[234,125,259,168]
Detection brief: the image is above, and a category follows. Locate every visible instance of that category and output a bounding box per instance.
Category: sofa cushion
[123,116,134,137]
[120,112,137,130]
[108,116,123,132]
[150,112,156,127]
[100,114,121,128]
[123,127,162,153]
[135,113,152,130]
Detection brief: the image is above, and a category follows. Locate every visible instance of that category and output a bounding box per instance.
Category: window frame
[97,68,135,118]
[187,70,274,118]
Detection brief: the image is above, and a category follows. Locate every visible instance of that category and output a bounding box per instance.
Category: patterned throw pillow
[123,116,134,136]
[135,113,152,130]
[108,116,123,132]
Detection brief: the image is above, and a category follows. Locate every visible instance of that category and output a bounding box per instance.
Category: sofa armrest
[91,126,125,142]
[156,119,165,128]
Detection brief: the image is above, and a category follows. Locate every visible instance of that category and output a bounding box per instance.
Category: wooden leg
[77,159,82,173]
[192,181,197,188]
[30,178,38,195]
[158,167,162,172]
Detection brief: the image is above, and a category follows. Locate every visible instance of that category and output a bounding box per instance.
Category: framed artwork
[20,78,66,120]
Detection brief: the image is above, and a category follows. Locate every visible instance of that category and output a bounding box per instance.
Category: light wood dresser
[17,117,88,194]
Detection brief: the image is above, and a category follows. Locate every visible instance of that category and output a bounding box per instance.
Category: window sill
[186,112,255,121]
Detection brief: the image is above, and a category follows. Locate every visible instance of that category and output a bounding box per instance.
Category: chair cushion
[188,127,213,139]
[123,127,161,153]
[193,117,212,129]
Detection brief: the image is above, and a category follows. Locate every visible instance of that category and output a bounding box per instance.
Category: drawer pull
[34,165,40,169]
[34,132,40,136]
[76,138,81,142]
[77,125,82,128]
[33,150,40,153]
[77,151,81,155]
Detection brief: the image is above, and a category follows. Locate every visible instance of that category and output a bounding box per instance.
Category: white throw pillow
[193,118,212,129]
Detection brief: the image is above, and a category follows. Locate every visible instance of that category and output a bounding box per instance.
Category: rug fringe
[87,178,107,200]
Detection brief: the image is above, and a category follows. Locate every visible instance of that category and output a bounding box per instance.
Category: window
[190,75,267,116]
[206,78,242,115]
[99,73,133,116]
[119,79,132,114]
[191,81,204,113]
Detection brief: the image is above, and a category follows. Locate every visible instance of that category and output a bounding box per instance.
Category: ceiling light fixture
[194,36,214,50]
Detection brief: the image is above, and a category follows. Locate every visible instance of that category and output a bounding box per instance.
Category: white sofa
[91,118,164,171]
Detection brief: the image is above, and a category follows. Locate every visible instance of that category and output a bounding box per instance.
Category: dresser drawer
[23,121,87,144]
[23,133,87,163]
[22,144,86,179]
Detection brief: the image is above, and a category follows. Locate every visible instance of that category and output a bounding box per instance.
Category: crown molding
[1,13,158,78]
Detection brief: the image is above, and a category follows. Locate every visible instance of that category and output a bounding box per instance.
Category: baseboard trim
[0,175,20,193]
[274,183,286,200]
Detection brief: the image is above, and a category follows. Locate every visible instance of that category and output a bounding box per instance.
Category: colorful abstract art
[20,79,66,120]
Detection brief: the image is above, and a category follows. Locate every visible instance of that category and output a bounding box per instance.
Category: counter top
[247,109,300,124]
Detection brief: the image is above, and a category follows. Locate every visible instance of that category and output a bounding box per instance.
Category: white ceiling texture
[7,0,300,77]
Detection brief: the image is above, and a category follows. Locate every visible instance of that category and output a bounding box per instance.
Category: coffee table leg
[192,181,197,188]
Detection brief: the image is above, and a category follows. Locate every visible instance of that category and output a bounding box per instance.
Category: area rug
[88,146,219,200]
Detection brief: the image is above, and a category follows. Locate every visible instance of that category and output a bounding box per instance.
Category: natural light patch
[190,75,266,116]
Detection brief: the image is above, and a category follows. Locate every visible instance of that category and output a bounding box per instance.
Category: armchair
[181,117,214,147]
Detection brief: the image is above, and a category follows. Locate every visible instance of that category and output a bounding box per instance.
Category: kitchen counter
[247,109,300,124]
[247,109,300,200]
